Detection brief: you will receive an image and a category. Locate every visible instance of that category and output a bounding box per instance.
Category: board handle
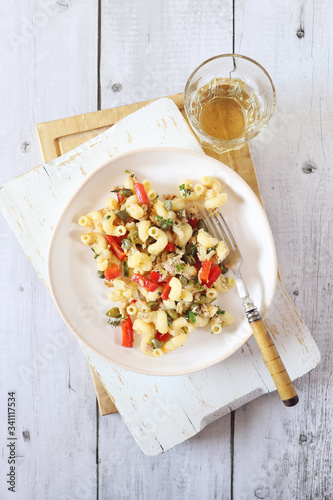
[249,318,299,406]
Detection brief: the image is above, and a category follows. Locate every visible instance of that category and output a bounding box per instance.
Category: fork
[202,208,299,407]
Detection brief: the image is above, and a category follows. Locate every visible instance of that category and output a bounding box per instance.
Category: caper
[106,307,121,318]
[121,238,132,250]
[146,236,155,245]
[167,309,179,320]
[164,200,173,211]
[97,270,105,279]
[197,294,206,304]
[129,229,138,242]
[185,244,197,256]
[219,263,228,274]
[148,301,159,311]
[115,210,130,220]
[183,254,196,265]
[119,188,133,197]
[177,209,186,218]
[190,302,200,313]
[180,276,188,286]
[150,338,162,349]
[159,222,170,230]
[197,219,208,232]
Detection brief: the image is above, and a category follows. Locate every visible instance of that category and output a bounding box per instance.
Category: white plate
[48,147,277,376]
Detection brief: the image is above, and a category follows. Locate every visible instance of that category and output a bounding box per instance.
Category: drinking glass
[184,54,276,153]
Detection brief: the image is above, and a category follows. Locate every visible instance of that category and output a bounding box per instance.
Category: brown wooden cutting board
[36,93,272,415]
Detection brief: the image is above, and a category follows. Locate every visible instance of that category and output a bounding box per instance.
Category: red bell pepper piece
[117,192,125,205]
[164,242,176,252]
[111,232,128,246]
[160,277,173,300]
[206,264,222,287]
[148,271,164,284]
[105,235,127,261]
[200,259,213,284]
[104,263,121,281]
[194,256,201,273]
[122,316,134,348]
[188,217,198,229]
[131,274,159,292]
[155,332,171,342]
[134,182,149,204]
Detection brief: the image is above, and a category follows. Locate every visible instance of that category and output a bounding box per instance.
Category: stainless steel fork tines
[201,207,299,407]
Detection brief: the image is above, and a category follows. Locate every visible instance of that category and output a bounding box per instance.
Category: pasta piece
[147,227,168,255]
[105,198,119,210]
[173,222,193,248]
[127,203,145,219]
[193,183,207,198]
[147,189,158,201]
[168,277,182,301]
[210,318,223,334]
[154,200,169,219]
[200,175,223,192]
[133,318,156,336]
[221,311,234,326]
[172,332,189,347]
[155,310,169,334]
[171,197,185,210]
[204,193,228,210]
[140,334,155,357]
[126,304,138,315]
[142,179,152,191]
[197,229,218,249]
[124,175,135,191]
[216,241,229,262]
[206,289,218,302]
[137,220,151,242]
[180,289,193,302]
[194,316,209,328]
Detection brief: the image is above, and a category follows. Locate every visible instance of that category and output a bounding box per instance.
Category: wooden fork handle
[249,318,299,406]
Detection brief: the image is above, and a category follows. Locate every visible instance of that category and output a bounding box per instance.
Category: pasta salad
[79,172,235,357]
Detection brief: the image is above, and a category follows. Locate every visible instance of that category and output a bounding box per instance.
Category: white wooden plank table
[0,1,332,499]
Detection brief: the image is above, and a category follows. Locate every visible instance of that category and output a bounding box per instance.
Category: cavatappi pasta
[79,171,235,356]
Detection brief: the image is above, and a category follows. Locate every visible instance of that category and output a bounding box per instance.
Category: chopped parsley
[189,276,205,291]
[176,263,185,272]
[216,307,225,315]
[179,184,192,198]
[104,215,111,220]
[91,248,100,259]
[207,245,217,253]
[108,318,121,327]
[124,169,132,175]
[184,310,198,324]
[156,216,173,230]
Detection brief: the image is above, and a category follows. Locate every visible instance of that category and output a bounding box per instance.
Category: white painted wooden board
[0,98,320,457]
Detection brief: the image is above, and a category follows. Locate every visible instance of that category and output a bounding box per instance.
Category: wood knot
[112,83,122,93]
[56,0,69,12]
[21,142,30,153]
[299,434,307,443]
[301,160,317,174]
[254,487,270,499]
[296,28,304,38]
[293,289,299,296]
[22,430,30,441]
